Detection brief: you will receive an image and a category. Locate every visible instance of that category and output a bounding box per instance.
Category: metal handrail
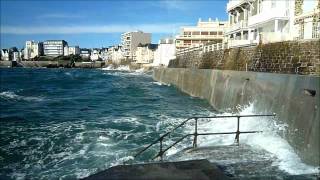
[126,114,276,164]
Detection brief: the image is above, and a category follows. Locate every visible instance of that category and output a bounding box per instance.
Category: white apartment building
[68,46,80,55]
[80,48,91,59]
[43,40,68,57]
[90,49,101,61]
[13,52,20,61]
[294,0,320,40]
[64,45,69,56]
[175,18,228,50]
[107,45,125,64]
[153,38,176,67]
[121,31,151,61]
[226,0,319,48]
[1,49,9,61]
[24,41,43,59]
[135,44,158,64]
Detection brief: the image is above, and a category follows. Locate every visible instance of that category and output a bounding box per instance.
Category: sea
[0,67,319,179]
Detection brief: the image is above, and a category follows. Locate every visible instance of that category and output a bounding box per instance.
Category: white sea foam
[172,103,320,175]
[102,65,131,71]
[0,91,44,102]
[152,81,171,86]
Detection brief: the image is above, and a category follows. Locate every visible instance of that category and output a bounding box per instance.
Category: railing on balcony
[124,114,276,164]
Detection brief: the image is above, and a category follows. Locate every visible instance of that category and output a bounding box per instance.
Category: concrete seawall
[153,68,319,166]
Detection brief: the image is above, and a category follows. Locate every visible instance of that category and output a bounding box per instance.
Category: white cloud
[0,23,186,34]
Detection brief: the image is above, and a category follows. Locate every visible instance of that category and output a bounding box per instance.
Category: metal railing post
[193,118,198,148]
[235,116,240,145]
[159,137,163,161]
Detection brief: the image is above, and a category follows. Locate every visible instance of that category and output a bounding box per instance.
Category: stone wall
[153,68,320,166]
[169,40,320,75]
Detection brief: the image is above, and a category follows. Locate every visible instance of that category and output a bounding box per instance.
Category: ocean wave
[101,65,131,71]
[0,91,44,102]
[170,103,319,175]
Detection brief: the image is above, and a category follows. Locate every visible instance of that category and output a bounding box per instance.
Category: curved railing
[125,114,276,164]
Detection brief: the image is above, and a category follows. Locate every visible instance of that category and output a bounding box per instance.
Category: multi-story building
[294,0,320,40]
[153,38,176,67]
[90,49,101,61]
[175,18,228,50]
[226,0,306,47]
[121,31,151,61]
[135,43,158,64]
[43,40,68,57]
[68,46,80,55]
[1,49,9,61]
[24,41,43,59]
[107,45,125,64]
[80,48,91,59]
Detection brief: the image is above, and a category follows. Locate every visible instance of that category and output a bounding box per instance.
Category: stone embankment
[170,40,319,75]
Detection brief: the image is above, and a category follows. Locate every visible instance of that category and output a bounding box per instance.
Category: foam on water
[169,103,319,175]
[0,91,44,102]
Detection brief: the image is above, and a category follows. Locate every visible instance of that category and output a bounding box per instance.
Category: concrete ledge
[82,159,230,180]
[153,68,320,166]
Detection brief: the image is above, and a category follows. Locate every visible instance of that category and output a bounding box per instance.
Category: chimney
[209,18,212,22]
[198,18,202,22]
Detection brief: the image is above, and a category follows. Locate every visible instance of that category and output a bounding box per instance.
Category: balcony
[260,32,291,43]
[226,20,249,34]
[248,8,289,27]
[227,0,251,11]
[176,35,224,40]
[228,39,258,48]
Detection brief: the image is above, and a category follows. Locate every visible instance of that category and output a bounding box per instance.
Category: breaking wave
[0,91,44,102]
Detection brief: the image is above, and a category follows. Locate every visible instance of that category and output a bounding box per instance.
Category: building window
[201,31,209,35]
[218,31,223,35]
[299,23,304,39]
[312,21,320,39]
[192,31,200,35]
[271,1,276,8]
[210,31,217,35]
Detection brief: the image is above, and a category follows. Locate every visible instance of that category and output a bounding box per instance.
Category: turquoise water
[0,68,214,179]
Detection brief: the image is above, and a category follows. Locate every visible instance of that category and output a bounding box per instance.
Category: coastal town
[1,0,320,179]
[1,0,319,68]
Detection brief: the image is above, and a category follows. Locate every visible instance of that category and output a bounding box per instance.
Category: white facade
[226,0,296,47]
[43,40,68,57]
[13,52,20,61]
[24,41,42,59]
[121,31,151,60]
[294,0,320,40]
[175,18,228,50]
[107,45,125,64]
[135,44,158,64]
[226,0,319,47]
[64,45,69,56]
[1,49,9,61]
[153,38,176,67]
[68,46,80,55]
[90,49,100,61]
[80,49,91,59]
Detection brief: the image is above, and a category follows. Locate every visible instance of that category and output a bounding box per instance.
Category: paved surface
[82,159,230,180]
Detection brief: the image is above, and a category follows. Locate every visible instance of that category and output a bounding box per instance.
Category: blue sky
[1,0,228,49]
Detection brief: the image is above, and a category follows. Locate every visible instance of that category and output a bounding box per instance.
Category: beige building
[121,31,151,61]
[175,18,228,50]
[135,44,158,64]
[294,0,320,40]
[68,46,80,55]
[24,41,43,59]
